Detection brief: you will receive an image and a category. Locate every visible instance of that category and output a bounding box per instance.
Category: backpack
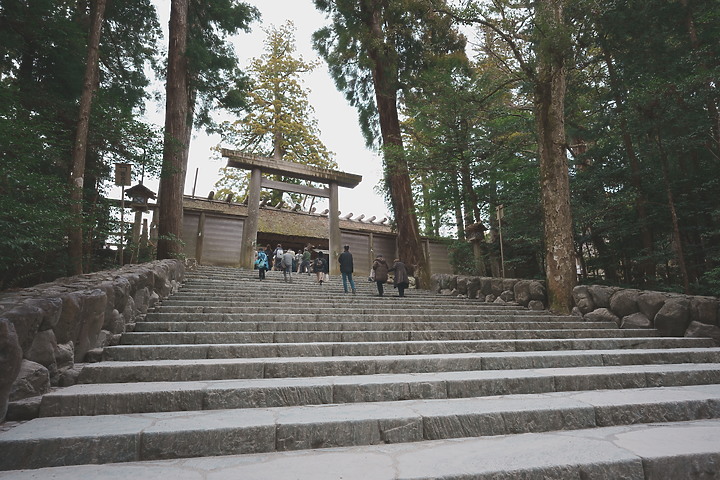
[275,248,283,260]
[255,252,266,268]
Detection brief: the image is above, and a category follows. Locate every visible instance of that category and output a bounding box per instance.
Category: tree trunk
[67,0,106,275]
[459,159,479,226]
[534,0,576,313]
[588,227,618,283]
[157,0,190,260]
[452,181,465,240]
[364,2,430,287]
[420,172,433,236]
[657,137,691,294]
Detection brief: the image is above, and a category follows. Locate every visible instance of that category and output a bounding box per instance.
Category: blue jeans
[341,272,356,293]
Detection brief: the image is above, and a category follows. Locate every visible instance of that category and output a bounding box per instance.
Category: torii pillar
[223,149,362,275]
[241,166,262,265]
[328,181,341,273]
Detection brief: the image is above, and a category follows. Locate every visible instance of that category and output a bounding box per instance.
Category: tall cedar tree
[313,0,465,287]
[437,0,576,311]
[215,21,337,208]
[158,0,190,260]
[157,0,258,259]
[533,0,575,312]
[401,55,539,277]
[68,0,107,274]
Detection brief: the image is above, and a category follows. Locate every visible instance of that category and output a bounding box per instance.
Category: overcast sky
[149,0,391,220]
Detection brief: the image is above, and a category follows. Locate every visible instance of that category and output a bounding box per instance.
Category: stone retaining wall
[430,275,720,346]
[0,260,184,421]
[430,274,547,310]
[573,284,720,343]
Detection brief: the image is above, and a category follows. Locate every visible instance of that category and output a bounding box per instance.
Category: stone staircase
[2,265,720,479]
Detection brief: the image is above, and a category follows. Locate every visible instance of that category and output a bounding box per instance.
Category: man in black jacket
[338,245,356,294]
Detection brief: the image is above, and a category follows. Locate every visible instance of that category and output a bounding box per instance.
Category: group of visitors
[371,254,409,297]
[255,243,313,283]
[254,242,410,296]
[254,243,323,283]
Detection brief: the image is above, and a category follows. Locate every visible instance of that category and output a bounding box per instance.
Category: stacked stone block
[0,260,184,420]
[430,274,547,309]
[573,284,720,344]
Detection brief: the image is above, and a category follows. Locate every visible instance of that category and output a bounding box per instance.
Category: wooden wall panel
[182,213,200,259]
[428,241,453,274]
[340,232,371,274]
[201,215,244,266]
[372,235,397,263]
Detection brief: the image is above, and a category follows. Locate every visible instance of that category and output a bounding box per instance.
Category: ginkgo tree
[215,21,337,209]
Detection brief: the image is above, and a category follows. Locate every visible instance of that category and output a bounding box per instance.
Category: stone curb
[76,348,720,384]
[100,337,715,361]
[2,386,720,471]
[36,363,720,417]
[133,320,615,332]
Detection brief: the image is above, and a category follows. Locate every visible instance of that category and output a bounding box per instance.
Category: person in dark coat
[338,245,356,294]
[372,254,389,297]
[264,244,274,271]
[313,252,328,285]
[389,258,409,297]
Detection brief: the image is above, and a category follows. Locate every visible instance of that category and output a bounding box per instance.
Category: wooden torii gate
[222,149,362,274]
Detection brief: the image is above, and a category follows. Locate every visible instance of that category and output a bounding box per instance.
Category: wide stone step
[163,294,516,307]
[133,320,620,332]
[173,280,487,289]
[37,363,720,416]
[156,303,532,315]
[77,348,720,384]
[177,280,487,290]
[149,302,536,318]
[144,312,574,323]
[118,329,658,345]
[102,337,714,361]
[166,291,517,299]
[2,386,720,471]
[169,293,507,305]
[4,418,716,479]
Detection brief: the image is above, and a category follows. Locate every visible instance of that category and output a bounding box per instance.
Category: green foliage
[2,0,719,297]
[186,0,260,128]
[0,0,163,286]
[157,234,186,261]
[447,240,477,275]
[402,0,720,294]
[0,85,72,288]
[313,0,466,149]
[215,22,337,205]
[401,38,540,268]
[563,0,720,292]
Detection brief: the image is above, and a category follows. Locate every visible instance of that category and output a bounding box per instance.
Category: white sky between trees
[142,0,392,220]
